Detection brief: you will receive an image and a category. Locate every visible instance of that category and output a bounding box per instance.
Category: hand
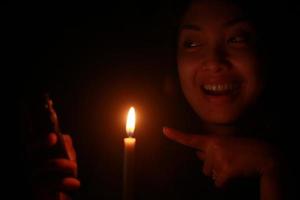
[30,133,80,200]
[163,127,281,187]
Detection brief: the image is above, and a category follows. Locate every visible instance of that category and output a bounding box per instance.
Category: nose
[201,45,230,72]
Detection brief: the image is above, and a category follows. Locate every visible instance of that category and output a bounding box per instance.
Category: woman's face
[177,0,264,125]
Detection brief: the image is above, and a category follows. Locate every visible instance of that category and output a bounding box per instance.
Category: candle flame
[126,107,135,137]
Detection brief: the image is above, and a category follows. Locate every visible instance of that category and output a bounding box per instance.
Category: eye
[227,31,254,47]
[183,40,202,48]
[228,35,248,44]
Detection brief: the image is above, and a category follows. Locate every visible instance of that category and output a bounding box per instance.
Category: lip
[200,81,242,103]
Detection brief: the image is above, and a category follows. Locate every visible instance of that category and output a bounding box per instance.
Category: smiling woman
[177,0,264,125]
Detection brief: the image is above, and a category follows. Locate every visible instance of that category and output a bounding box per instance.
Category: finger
[47,159,77,175]
[59,177,81,191]
[33,177,80,192]
[34,159,78,178]
[196,151,205,160]
[48,133,58,146]
[58,192,72,200]
[163,127,208,150]
[29,132,58,153]
[203,158,213,177]
[214,173,228,188]
[63,134,76,161]
[203,147,218,177]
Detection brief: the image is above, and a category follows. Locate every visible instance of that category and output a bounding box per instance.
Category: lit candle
[123,107,136,200]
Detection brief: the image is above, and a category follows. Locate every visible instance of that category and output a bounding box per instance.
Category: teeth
[203,84,237,92]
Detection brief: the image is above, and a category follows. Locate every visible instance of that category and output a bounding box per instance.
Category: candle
[123,107,136,200]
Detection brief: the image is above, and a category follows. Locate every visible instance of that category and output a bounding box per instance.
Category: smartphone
[44,93,69,159]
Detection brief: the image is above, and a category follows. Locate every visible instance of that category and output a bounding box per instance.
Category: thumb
[63,134,77,161]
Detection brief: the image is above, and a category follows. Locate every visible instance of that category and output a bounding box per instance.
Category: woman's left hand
[163,127,281,187]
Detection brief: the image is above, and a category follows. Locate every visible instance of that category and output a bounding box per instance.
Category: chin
[197,109,242,125]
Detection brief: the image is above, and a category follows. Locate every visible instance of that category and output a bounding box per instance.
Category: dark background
[8,1,185,199]
[4,0,300,199]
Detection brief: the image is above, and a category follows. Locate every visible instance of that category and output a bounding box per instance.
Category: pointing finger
[163,127,209,150]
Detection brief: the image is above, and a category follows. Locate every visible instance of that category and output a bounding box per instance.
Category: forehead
[181,0,245,28]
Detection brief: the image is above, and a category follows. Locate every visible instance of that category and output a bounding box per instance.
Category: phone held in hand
[44,93,69,160]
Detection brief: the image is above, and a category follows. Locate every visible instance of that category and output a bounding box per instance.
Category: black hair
[169,0,294,99]
[166,0,297,137]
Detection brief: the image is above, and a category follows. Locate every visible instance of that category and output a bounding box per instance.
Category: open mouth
[201,83,241,96]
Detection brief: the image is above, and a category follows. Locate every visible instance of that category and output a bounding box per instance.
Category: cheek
[177,48,203,74]
[177,52,200,89]
[231,53,264,99]
[229,48,261,77]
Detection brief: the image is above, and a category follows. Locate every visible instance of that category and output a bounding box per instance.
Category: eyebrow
[225,16,252,27]
[180,16,252,32]
[180,24,202,31]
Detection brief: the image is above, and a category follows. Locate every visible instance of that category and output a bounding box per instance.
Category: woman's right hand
[30,133,80,200]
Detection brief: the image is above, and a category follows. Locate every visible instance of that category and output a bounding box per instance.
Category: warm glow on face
[126,107,135,137]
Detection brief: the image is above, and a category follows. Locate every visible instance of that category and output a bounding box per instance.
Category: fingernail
[162,127,169,134]
[48,132,58,146]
